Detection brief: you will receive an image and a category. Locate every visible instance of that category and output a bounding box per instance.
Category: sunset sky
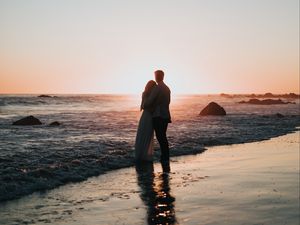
[0,0,299,94]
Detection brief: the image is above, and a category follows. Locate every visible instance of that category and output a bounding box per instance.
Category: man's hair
[154,70,164,82]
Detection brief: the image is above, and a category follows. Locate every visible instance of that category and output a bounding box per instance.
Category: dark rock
[286,93,299,98]
[248,94,257,98]
[275,113,284,118]
[200,102,226,116]
[71,159,81,165]
[38,95,52,98]
[12,116,42,126]
[49,121,60,126]
[238,98,294,105]
[220,93,233,98]
[219,93,300,99]
[263,92,274,98]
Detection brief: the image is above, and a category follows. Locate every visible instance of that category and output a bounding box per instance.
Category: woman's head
[144,80,156,95]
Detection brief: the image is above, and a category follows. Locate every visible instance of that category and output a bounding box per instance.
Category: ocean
[0,94,299,202]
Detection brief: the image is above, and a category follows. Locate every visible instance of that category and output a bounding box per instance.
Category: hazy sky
[0,0,299,94]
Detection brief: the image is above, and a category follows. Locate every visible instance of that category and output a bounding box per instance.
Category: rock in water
[238,98,294,105]
[12,116,42,126]
[200,102,226,116]
[38,95,52,98]
[275,113,284,118]
[49,121,60,126]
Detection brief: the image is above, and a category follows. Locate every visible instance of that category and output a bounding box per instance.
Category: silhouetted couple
[135,70,171,163]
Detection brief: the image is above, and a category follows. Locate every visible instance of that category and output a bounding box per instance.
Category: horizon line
[0,92,299,96]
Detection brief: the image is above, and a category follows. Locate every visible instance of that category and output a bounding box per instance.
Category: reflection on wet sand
[135,162,176,225]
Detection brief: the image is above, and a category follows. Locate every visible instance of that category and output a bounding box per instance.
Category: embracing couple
[135,70,171,163]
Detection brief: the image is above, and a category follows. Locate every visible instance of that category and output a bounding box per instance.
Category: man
[144,70,171,162]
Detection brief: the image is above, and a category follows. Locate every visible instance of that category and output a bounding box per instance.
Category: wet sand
[0,131,299,225]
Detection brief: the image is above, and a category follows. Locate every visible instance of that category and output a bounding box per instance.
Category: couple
[135,70,171,163]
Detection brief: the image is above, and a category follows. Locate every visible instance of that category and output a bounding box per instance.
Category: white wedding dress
[135,94,154,161]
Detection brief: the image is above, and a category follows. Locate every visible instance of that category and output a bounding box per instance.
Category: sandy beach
[0,131,299,225]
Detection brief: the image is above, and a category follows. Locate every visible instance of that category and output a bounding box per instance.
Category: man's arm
[144,86,159,108]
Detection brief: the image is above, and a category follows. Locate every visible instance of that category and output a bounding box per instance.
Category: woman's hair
[144,80,156,95]
[140,80,156,111]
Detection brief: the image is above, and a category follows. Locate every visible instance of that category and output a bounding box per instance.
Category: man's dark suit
[144,81,171,161]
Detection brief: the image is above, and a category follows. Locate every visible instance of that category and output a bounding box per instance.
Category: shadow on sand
[135,161,177,225]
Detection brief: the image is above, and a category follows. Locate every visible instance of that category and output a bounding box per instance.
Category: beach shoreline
[0,131,299,225]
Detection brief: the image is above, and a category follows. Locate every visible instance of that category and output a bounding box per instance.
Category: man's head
[154,70,164,83]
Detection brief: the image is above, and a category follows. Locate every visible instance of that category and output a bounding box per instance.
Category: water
[0,94,299,202]
[0,131,298,225]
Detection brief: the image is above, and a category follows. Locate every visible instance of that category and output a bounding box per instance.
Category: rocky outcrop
[275,113,284,118]
[38,95,52,98]
[12,116,42,126]
[238,99,295,105]
[220,93,233,98]
[49,121,60,126]
[200,102,226,116]
[220,93,300,99]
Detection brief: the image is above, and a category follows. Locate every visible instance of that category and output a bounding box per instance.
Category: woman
[135,80,157,161]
